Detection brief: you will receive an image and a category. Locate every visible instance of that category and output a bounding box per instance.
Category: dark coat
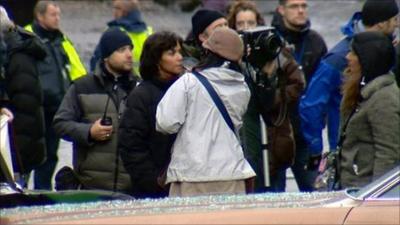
[240,49,305,191]
[271,11,327,152]
[4,27,47,173]
[53,64,136,193]
[119,78,176,198]
[266,50,305,173]
[31,22,70,114]
[271,12,327,83]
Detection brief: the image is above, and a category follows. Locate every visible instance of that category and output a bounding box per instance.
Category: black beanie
[351,31,395,84]
[192,9,224,43]
[99,28,132,59]
[361,0,399,26]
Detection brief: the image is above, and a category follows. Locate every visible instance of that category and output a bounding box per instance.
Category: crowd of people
[0,0,399,198]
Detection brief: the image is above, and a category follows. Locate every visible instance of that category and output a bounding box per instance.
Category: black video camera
[239,26,283,69]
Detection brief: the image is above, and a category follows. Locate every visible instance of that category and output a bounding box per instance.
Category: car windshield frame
[346,166,400,200]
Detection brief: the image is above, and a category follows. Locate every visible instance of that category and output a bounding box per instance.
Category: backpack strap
[192,70,235,134]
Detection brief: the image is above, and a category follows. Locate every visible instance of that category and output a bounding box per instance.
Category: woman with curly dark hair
[118,31,183,198]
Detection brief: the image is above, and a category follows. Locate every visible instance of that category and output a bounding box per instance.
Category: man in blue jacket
[300,0,399,173]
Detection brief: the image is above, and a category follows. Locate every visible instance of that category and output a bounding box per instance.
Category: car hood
[1,191,352,224]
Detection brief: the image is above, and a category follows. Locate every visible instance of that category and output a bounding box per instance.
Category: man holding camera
[239,27,305,193]
[272,0,327,192]
[182,9,228,69]
[225,1,306,192]
[53,28,137,193]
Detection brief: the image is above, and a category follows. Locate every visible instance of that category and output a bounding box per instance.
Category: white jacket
[156,66,256,183]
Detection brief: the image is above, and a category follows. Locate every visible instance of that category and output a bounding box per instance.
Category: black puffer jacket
[119,78,176,198]
[4,27,47,173]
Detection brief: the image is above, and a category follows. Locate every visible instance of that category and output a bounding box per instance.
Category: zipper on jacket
[112,79,120,192]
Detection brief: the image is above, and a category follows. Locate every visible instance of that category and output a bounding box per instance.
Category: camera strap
[272,55,288,127]
[192,70,235,134]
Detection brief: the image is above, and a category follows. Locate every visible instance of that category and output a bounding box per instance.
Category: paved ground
[30,0,363,192]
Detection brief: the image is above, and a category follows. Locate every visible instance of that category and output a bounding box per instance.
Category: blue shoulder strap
[192,70,235,134]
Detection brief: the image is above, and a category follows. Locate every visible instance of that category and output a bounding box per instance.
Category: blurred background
[1,0,366,191]
[0,0,364,69]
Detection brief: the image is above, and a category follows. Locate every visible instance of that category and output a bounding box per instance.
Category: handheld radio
[100,95,112,126]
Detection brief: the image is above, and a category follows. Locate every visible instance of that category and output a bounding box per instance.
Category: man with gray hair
[90,0,152,76]
[24,0,86,190]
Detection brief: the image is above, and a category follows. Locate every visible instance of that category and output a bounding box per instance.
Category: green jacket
[120,26,153,76]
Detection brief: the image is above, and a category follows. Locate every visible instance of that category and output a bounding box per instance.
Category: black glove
[306,154,322,171]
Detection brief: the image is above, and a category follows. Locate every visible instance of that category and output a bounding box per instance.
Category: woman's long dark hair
[140,31,183,80]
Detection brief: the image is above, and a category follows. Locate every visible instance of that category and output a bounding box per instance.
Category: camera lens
[266,35,282,58]
[241,26,284,69]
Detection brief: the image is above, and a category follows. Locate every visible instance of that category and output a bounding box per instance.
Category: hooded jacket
[271,12,327,83]
[339,73,400,188]
[90,9,152,76]
[3,27,47,173]
[271,11,327,154]
[53,63,136,193]
[156,67,256,183]
[300,12,364,156]
[339,31,398,188]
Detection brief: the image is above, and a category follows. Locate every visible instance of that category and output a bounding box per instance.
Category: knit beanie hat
[192,9,224,42]
[99,28,132,59]
[361,0,399,26]
[202,27,244,62]
[351,31,395,84]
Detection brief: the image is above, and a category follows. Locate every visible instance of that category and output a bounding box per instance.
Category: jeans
[264,145,318,192]
[263,168,286,192]
[291,146,318,192]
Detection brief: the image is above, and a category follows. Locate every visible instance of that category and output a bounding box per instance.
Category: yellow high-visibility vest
[25,24,86,81]
[119,26,153,76]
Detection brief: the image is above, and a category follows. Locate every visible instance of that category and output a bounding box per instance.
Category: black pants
[34,109,59,190]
